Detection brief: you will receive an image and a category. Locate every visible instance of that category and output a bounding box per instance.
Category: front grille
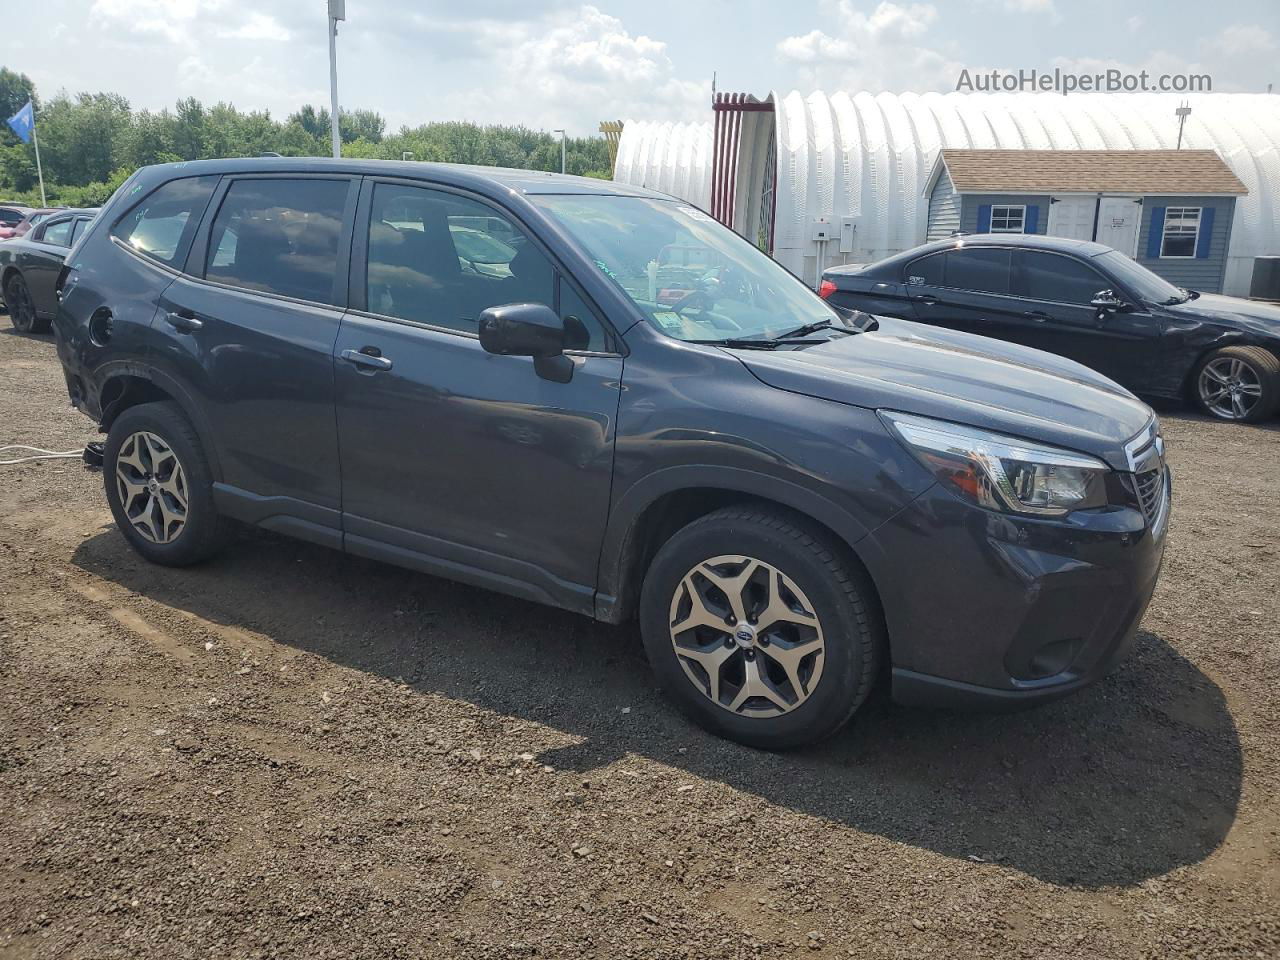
[1124,419,1169,533]
[1135,468,1165,525]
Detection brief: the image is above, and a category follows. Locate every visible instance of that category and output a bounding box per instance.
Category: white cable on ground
[0,444,86,465]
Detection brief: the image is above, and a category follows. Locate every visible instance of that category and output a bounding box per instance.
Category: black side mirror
[1090,289,1128,312]
[478,302,573,382]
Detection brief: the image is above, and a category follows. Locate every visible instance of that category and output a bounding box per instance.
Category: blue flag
[7,101,34,144]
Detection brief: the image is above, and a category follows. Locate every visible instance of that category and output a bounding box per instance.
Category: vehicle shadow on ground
[73,526,1242,889]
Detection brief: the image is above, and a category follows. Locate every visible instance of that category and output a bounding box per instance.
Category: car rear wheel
[1194,346,1280,422]
[639,505,882,749]
[4,273,46,334]
[104,402,228,566]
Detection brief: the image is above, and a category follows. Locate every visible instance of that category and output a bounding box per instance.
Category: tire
[4,272,47,334]
[1193,346,1280,423]
[639,505,883,750]
[103,401,228,566]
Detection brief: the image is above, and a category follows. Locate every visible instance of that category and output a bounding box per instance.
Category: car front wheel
[1194,346,1280,422]
[639,506,883,749]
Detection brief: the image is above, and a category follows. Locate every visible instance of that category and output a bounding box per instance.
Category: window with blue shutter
[976,204,991,233]
[1195,207,1215,259]
[1159,207,1202,258]
[1024,204,1040,234]
[1146,207,1166,259]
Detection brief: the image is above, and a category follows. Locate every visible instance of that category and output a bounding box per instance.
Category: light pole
[1175,102,1192,149]
[553,128,566,174]
[327,0,345,159]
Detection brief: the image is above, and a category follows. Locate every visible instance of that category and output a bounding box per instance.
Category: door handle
[1024,310,1052,323]
[911,294,938,305]
[341,347,393,371]
[164,311,204,333]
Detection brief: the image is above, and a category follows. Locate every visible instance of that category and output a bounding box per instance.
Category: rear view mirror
[1091,289,1128,311]
[478,302,573,382]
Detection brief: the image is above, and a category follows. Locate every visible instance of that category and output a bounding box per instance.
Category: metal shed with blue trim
[923,148,1248,294]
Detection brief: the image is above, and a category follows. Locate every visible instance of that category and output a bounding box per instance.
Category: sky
[6,0,1278,136]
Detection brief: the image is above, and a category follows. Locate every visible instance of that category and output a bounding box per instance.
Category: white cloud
[1002,0,1054,11]
[217,13,291,43]
[89,0,292,46]
[776,1,958,93]
[1126,15,1144,32]
[1205,23,1275,58]
[363,5,706,132]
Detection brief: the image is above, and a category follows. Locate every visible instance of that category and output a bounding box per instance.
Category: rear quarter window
[111,176,219,268]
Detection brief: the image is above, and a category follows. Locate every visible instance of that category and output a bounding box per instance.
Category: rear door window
[1014,251,1110,305]
[40,219,75,247]
[205,178,351,306]
[940,248,1013,295]
[904,253,945,286]
[112,175,219,267]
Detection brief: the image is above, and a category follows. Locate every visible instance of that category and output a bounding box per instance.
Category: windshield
[532,195,838,342]
[1095,250,1186,303]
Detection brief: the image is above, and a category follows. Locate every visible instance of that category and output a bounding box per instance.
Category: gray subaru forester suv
[50,158,1169,748]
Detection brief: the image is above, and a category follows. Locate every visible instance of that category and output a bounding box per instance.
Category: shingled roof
[936,149,1248,196]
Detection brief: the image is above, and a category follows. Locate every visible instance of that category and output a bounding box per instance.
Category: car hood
[729,317,1154,471]
[1165,292,1280,335]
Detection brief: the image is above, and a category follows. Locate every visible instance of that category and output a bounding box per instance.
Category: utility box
[838,217,856,253]
[811,217,833,242]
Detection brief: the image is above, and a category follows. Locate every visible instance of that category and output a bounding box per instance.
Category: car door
[906,247,1025,337]
[23,216,75,316]
[333,178,623,611]
[1008,249,1164,390]
[153,174,358,536]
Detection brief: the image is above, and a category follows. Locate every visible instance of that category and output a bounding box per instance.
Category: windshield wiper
[688,337,830,350]
[772,318,856,340]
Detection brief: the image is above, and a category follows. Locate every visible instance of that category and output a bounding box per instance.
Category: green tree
[0,79,615,201]
[38,92,131,186]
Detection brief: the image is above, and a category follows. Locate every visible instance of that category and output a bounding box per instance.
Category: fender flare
[95,362,225,482]
[594,464,873,622]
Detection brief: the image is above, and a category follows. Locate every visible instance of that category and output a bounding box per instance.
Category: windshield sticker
[652,311,684,331]
[676,205,715,223]
[593,258,619,280]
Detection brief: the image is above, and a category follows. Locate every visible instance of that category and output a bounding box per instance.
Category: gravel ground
[0,323,1277,959]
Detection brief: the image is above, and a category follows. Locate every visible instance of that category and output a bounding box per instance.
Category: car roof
[138,157,670,200]
[826,232,1117,278]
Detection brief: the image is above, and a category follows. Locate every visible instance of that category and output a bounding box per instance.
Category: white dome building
[614,91,1280,296]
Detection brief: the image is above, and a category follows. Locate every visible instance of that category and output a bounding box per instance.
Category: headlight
[881,411,1110,516]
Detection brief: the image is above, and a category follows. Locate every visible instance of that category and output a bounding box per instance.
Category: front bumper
[861,469,1169,709]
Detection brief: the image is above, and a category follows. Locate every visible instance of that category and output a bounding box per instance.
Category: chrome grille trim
[1124,418,1169,536]
[1123,419,1160,474]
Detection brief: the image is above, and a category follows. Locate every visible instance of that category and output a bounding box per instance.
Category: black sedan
[821,234,1280,422]
[1,207,98,334]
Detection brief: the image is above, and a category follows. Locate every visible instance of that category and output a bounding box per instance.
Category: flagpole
[30,116,46,207]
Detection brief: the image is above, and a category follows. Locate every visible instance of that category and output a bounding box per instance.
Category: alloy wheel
[115,431,189,544]
[668,555,826,718]
[6,277,34,332]
[1198,356,1263,420]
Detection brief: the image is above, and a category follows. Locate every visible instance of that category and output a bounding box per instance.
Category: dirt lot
[0,324,1276,960]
